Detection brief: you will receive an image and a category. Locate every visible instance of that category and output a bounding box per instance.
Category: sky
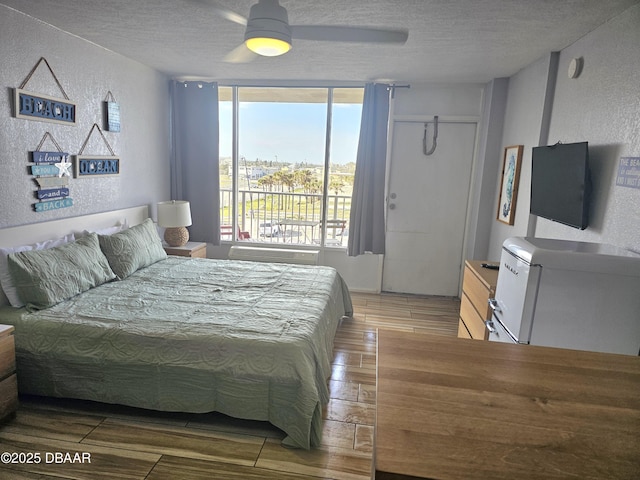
[219,101,362,165]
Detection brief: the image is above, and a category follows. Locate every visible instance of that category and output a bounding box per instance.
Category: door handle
[484,319,497,334]
[486,299,500,333]
[488,298,501,313]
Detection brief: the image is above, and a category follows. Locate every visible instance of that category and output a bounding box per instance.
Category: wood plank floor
[0,292,460,480]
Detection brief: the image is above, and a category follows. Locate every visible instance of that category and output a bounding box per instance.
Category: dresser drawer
[460,292,489,340]
[0,334,15,380]
[0,373,18,421]
[462,265,493,319]
[457,319,472,339]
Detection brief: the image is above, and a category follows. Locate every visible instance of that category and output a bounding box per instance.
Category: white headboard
[0,205,150,249]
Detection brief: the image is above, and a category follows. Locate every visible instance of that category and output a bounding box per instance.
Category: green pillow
[8,233,116,310]
[98,218,167,279]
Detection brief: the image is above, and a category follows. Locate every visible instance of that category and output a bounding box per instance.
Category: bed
[0,206,352,449]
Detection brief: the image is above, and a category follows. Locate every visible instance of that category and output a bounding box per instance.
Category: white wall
[392,83,484,116]
[537,3,640,252]
[485,54,557,260]
[0,6,170,229]
[483,3,640,260]
[465,77,508,262]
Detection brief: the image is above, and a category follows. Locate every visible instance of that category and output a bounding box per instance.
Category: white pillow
[0,233,75,307]
[83,219,129,237]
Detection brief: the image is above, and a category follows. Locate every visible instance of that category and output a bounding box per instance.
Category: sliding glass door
[219,86,363,247]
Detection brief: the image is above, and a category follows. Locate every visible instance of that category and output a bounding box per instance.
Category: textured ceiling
[1,0,638,83]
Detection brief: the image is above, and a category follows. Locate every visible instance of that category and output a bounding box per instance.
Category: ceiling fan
[208,0,409,63]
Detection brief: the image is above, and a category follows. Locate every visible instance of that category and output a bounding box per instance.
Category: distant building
[239,166,277,179]
[220,159,280,180]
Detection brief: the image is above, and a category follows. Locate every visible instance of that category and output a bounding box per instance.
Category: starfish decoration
[55,155,72,177]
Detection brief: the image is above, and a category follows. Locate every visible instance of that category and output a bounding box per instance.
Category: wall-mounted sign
[14,57,75,128]
[29,132,74,213]
[32,151,69,163]
[104,101,121,132]
[36,187,70,200]
[35,176,70,188]
[14,88,76,125]
[74,155,120,177]
[103,91,121,132]
[616,157,640,190]
[31,164,62,176]
[34,198,73,212]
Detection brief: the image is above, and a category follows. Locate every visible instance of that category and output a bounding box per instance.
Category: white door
[382,121,476,295]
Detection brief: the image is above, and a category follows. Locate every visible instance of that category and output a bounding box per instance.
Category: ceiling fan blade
[198,0,247,26]
[223,43,258,63]
[291,25,408,44]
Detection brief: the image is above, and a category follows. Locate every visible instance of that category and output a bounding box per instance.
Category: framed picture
[496,145,523,225]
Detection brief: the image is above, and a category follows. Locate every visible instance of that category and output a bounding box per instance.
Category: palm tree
[295,169,316,194]
[281,172,296,210]
[282,172,295,192]
[257,175,274,191]
[271,170,285,192]
[329,176,345,195]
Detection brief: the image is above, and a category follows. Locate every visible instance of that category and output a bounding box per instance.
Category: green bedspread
[0,257,353,449]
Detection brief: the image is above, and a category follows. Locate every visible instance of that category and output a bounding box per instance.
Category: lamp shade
[157,200,192,228]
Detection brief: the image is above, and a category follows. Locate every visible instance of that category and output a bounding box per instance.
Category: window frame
[219,84,363,249]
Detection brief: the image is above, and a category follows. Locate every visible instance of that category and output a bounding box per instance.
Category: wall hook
[423,115,439,156]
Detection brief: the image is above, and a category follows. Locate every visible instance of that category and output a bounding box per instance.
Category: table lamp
[157,200,192,247]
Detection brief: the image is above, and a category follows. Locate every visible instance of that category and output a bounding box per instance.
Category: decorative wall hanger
[103,91,121,132]
[13,57,77,125]
[422,116,439,156]
[74,124,120,177]
[30,132,73,212]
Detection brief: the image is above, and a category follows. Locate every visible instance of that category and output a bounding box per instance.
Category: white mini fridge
[487,237,640,355]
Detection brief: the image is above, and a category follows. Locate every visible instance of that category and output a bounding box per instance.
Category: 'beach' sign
[15,89,76,125]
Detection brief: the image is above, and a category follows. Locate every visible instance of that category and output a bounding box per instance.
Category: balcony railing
[220,189,350,247]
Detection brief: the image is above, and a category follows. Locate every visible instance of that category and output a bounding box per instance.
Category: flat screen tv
[530,141,591,230]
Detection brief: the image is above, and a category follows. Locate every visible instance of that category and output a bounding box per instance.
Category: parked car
[259,221,280,237]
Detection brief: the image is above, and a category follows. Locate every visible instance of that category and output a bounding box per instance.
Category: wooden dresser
[0,324,18,421]
[458,260,499,340]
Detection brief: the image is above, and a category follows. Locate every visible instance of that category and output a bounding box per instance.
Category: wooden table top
[375,329,640,480]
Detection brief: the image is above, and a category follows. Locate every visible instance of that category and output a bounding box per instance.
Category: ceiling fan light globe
[245,36,291,56]
[243,0,291,57]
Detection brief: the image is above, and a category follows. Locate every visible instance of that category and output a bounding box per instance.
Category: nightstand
[0,324,18,422]
[163,241,207,258]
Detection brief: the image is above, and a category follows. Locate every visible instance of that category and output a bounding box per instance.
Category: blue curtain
[170,81,220,244]
[347,83,390,256]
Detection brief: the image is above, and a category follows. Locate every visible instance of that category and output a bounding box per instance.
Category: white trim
[393,114,480,123]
